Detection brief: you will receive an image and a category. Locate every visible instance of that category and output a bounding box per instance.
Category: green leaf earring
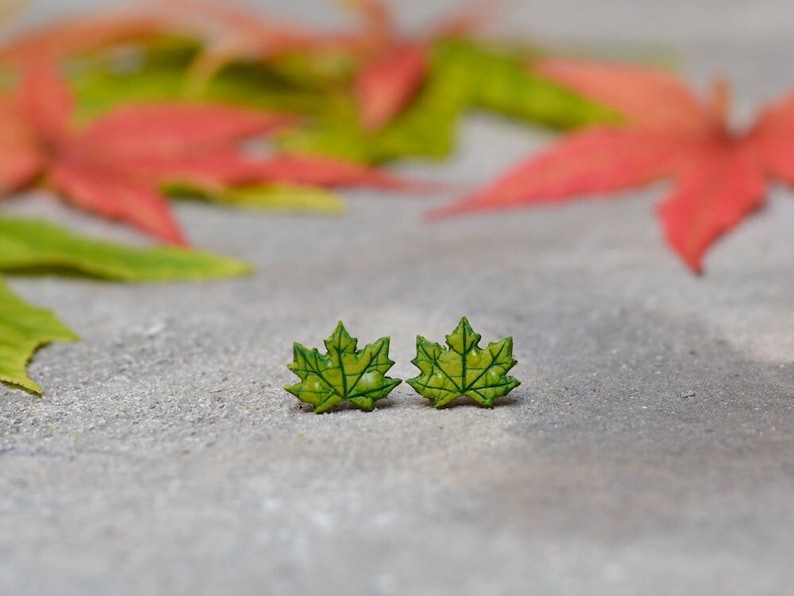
[285,322,401,413]
[406,317,520,408]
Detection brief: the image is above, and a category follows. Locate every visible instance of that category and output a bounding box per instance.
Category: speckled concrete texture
[1,1,792,595]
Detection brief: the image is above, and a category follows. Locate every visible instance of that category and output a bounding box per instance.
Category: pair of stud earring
[285,317,520,413]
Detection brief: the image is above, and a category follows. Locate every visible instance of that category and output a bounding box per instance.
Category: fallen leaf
[437,39,619,129]
[346,0,498,130]
[230,154,421,190]
[429,58,791,273]
[0,216,252,395]
[285,321,401,413]
[0,60,295,243]
[165,0,499,130]
[353,40,430,130]
[71,40,327,121]
[277,56,467,163]
[0,276,78,394]
[167,182,347,215]
[0,217,252,281]
[406,316,519,408]
[279,38,617,164]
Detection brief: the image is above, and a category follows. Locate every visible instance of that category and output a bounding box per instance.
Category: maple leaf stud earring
[406,317,520,408]
[285,322,401,413]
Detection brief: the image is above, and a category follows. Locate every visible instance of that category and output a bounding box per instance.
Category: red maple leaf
[0,61,423,243]
[163,0,497,130]
[347,0,499,130]
[228,154,422,190]
[428,58,794,273]
[0,62,297,243]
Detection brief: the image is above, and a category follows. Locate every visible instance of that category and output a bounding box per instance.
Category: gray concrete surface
[1,1,793,595]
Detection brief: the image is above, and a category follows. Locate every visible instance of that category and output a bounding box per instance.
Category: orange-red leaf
[75,104,296,160]
[427,129,681,219]
[0,150,42,195]
[3,59,413,243]
[17,60,73,143]
[49,161,187,245]
[0,98,43,193]
[659,143,765,273]
[354,43,430,130]
[2,61,305,243]
[434,57,793,273]
[746,92,794,184]
[114,153,253,191]
[229,154,420,189]
[348,0,497,129]
[534,58,712,133]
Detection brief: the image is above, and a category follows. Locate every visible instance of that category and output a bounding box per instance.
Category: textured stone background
[1,1,792,595]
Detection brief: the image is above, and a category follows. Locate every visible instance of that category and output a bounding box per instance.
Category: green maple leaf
[0,277,78,394]
[407,317,520,408]
[435,39,619,131]
[0,216,251,395]
[285,322,401,413]
[72,40,328,121]
[0,217,251,280]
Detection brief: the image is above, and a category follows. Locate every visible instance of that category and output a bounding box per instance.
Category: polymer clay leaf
[285,322,401,413]
[0,60,296,243]
[0,277,78,394]
[407,317,519,408]
[430,58,794,273]
[0,217,251,281]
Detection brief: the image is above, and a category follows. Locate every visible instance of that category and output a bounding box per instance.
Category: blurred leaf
[70,41,196,119]
[435,39,620,129]
[71,40,330,121]
[168,182,346,215]
[277,48,469,163]
[0,276,78,395]
[278,39,619,164]
[6,61,296,244]
[0,217,252,281]
[429,57,778,274]
[264,48,358,87]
